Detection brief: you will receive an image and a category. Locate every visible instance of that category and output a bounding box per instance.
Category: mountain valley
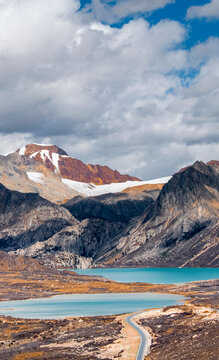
[0,144,218,268]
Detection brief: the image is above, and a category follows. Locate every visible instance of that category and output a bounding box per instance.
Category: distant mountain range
[17,143,140,184]
[0,143,169,202]
[0,144,218,268]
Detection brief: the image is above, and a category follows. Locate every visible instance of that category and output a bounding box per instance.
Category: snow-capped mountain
[17,143,140,185]
[14,143,171,197]
[0,146,218,268]
[2,160,219,269]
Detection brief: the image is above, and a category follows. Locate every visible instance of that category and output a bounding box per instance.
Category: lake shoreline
[0,258,218,359]
[73,267,219,284]
[1,265,219,303]
[0,293,186,319]
[0,286,218,359]
[0,253,218,359]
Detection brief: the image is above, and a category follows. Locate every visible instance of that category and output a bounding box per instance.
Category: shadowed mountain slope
[0,183,77,252]
[63,191,158,223]
[0,160,218,268]
[8,191,156,268]
[94,161,219,267]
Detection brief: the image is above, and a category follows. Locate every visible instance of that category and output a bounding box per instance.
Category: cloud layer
[187,0,219,20]
[0,0,218,179]
[82,0,174,24]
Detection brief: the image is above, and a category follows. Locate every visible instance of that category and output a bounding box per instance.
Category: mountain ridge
[16,143,140,185]
[95,160,219,267]
[0,160,217,268]
[0,147,170,201]
[0,144,218,268]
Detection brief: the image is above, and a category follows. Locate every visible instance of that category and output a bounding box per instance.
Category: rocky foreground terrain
[0,252,218,360]
[1,303,218,360]
[137,304,219,360]
[0,315,123,360]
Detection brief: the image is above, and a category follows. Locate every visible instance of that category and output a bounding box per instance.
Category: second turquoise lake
[73,267,219,284]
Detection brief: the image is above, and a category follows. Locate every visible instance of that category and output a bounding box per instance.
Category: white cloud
[188,37,219,68]
[83,0,174,24]
[187,0,219,20]
[0,133,33,155]
[113,0,174,17]
[0,0,218,180]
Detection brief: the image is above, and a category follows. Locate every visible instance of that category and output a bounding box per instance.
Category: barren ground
[0,252,218,359]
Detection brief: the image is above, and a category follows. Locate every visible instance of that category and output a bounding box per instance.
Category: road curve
[125,312,151,360]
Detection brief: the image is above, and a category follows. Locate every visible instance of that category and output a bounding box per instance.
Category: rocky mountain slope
[0,157,218,268]
[0,183,77,252]
[0,143,169,201]
[0,152,79,204]
[95,161,219,267]
[17,143,140,185]
[178,160,219,173]
[0,183,96,268]
[8,191,158,268]
[63,191,157,223]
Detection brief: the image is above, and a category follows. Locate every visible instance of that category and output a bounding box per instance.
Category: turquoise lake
[0,293,185,319]
[73,267,219,284]
[0,268,217,319]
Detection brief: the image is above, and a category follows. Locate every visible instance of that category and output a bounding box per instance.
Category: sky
[0,0,219,180]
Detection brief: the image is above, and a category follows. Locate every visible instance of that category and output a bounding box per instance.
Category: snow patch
[18,146,26,156]
[26,172,45,185]
[62,176,171,196]
[30,151,40,159]
[62,178,96,196]
[32,150,59,172]
[29,150,48,162]
[39,150,52,163]
[51,153,60,172]
[143,176,171,184]
[29,150,60,172]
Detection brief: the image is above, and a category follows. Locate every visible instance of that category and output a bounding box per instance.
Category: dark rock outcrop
[3,188,156,268]
[145,160,219,221]
[95,161,219,267]
[64,192,155,223]
[0,183,76,252]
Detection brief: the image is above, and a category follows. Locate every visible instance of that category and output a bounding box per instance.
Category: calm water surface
[1,268,217,319]
[73,267,219,284]
[0,293,185,319]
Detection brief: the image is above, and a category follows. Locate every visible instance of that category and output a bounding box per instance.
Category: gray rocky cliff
[95,161,219,267]
[0,161,218,268]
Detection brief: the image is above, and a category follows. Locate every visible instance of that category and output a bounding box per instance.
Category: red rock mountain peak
[16,143,140,185]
